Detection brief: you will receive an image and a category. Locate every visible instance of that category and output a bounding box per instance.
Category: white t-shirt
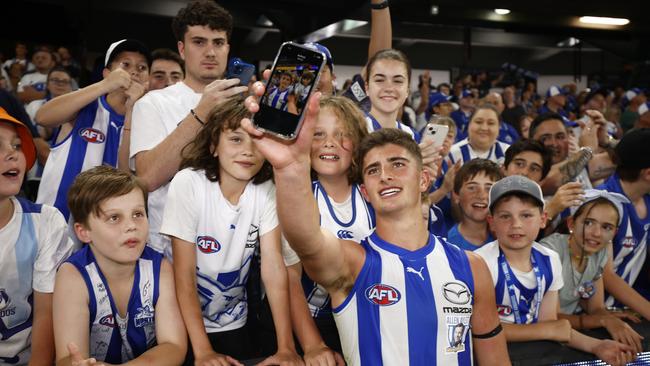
[0,197,75,364]
[160,168,278,332]
[130,82,202,255]
[17,72,47,93]
[476,240,563,324]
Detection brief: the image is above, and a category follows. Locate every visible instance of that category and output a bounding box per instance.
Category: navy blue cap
[303,42,333,72]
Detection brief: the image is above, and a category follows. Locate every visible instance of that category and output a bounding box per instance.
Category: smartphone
[226,58,256,86]
[253,42,325,140]
[422,123,449,148]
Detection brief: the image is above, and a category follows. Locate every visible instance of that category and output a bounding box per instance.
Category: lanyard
[498,250,544,324]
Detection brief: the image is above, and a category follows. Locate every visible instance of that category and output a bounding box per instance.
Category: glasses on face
[49,78,71,85]
[117,60,148,74]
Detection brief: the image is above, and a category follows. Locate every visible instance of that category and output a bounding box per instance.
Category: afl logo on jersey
[365,284,401,306]
[497,304,512,316]
[337,230,354,239]
[99,314,116,328]
[197,236,221,254]
[79,128,106,143]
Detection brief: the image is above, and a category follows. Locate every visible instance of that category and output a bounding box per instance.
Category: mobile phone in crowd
[253,42,325,140]
[422,123,449,148]
[225,58,256,86]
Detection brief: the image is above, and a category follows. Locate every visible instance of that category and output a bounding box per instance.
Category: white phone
[422,123,449,148]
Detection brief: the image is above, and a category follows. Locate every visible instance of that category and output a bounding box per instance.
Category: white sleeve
[130,96,169,167]
[159,170,198,243]
[17,75,28,92]
[33,206,75,293]
[258,183,279,237]
[281,235,301,266]
[548,249,564,291]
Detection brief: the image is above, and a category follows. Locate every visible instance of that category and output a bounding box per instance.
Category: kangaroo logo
[406,266,425,281]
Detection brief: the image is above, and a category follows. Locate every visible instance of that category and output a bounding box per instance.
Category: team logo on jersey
[134,304,155,328]
[497,304,512,316]
[0,289,15,317]
[246,224,259,249]
[442,281,471,305]
[445,316,470,353]
[99,314,116,328]
[365,284,401,306]
[79,128,106,143]
[622,236,636,248]
[197,235,221,253]
[337,230,354,240]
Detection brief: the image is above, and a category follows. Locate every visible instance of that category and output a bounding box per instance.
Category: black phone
[253,42,325,140]
[225,57,255,86]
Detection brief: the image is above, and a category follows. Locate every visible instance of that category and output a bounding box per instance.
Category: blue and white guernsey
[36,96,124,220]
[365,114,421,143]
[598,173,650,304]
[66,245,161,363]
[303,182,375,318]
[476,241,563,324]
[266,85,293,111]
[448,138,510,167]
[333,232,475,366]
[0,197,73,365]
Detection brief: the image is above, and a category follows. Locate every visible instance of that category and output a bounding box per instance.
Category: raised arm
[368,0,392,60]
[467,253,511,366]
[35,68,131,128]
[241,79,362,294]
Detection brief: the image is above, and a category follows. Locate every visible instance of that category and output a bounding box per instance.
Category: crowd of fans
[1,0,649,365]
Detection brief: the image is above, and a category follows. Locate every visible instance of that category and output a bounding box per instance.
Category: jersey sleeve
[33,206,75,293]
[258,182,279,237]
[130,96,168,168]
[159,169,199,243]
[281,235,301,266]
[547,248,564,292]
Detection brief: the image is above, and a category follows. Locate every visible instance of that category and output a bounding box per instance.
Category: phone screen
[253,42,325,139]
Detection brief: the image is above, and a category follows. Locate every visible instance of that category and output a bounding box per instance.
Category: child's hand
[256,348,304,366]
[302,343,345,366]
[592,339,636,366]
[194,351,243,366]
[601,316,644,354]
[101,68,132,93]
[67,343,107,366]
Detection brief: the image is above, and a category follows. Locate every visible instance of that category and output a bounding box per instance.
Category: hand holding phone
[253,42,325,140]
[422,123,449,148]
[226,58,256,86]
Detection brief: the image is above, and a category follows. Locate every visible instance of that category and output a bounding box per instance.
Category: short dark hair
[453,159,503,194]
[504,139,553,180]
[151,48,184,71]
[68,166,148,226]
[47,65,72,80]
[529,112,565,140]
[172,0,234,42]
[357,129,421,179]
[365,49,412,88]
[491,191,544,214]
[180,95,272,184]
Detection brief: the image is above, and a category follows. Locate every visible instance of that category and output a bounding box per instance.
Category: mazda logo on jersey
[79,128,106,143]
[197,236,221,253]
[365,284,401,306]
[442,281,471,305]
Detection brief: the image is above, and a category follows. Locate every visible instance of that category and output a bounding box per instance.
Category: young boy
[52,166,186,364]
[447,158,503,251]
[476,175,636,365]
[0,108,74,365]
[35,39,150,221]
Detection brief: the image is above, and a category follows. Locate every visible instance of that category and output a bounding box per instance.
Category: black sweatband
[472,324,503,339]
[370,1,389,10]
